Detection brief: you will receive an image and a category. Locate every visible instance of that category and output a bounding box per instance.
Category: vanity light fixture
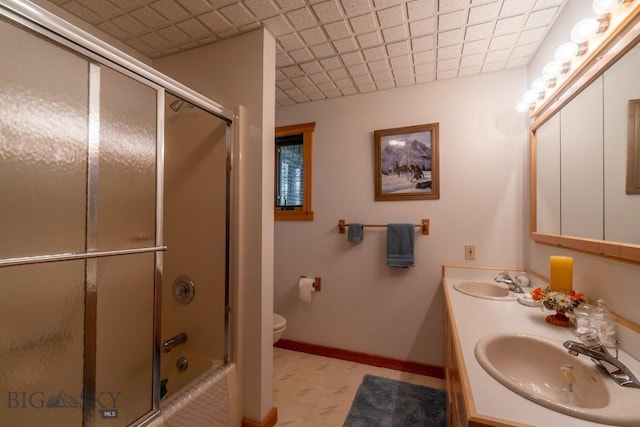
[542,60,564,79]
[532,76,549,93]
[515,100,532,113]
[592,0,623,15]
[571,18,601,43]
[554,42,580,63]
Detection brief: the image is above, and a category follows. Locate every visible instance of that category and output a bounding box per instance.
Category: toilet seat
[273,313,286,331]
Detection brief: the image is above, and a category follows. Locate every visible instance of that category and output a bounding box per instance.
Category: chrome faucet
[494,271,524,293]
[563,339,640,388]
[163,332,188,353]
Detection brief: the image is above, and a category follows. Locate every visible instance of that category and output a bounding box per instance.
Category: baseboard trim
[241,407,277,427]
[275,339,444,379]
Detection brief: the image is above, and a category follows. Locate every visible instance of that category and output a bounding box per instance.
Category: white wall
[154,29,276,423]
[526,0,640,354]
[275,69,529,367]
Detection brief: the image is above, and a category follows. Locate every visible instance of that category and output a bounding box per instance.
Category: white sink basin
[453,280,517,301]
[475,333,640,425]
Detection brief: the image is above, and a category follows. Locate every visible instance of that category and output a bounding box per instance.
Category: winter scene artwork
[374,123,439,201]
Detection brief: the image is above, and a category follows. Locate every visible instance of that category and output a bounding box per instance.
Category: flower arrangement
[531,286,586,314]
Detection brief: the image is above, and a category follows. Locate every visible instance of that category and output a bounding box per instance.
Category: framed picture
[374,123,439,201]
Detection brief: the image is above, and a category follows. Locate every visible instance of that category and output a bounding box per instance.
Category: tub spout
[163,332,188,353]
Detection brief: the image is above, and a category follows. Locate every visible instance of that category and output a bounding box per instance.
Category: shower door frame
[0,1,236,426]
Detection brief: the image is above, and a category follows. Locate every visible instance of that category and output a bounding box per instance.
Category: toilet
[273,313,286,344]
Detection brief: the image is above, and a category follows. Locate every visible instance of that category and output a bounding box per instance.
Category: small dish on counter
[517,292,540,307]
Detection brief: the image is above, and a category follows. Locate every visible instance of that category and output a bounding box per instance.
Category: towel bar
[338,219,429,235]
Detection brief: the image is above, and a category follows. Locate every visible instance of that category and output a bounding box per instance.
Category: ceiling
[45,0,568,106]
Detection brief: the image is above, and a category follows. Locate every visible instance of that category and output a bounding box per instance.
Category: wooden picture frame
[627,99,640,194]
[374,123,439,201]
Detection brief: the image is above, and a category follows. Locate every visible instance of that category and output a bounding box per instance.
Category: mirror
[531,6,640,262]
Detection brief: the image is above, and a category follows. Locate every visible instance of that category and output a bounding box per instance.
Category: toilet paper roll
[298,277,315,303]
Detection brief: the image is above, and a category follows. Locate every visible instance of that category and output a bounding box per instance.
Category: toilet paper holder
[301,276,321,291]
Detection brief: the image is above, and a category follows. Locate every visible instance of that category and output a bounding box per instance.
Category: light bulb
[554,42,579,63]
[522,90,539,105]
[592,0,622,15]
[532,77,549,92]
[542,60,564,79]
[515,101,531,113]
[571,18,600,43]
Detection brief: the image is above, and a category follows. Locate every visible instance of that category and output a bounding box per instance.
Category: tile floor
[273,347,446,426]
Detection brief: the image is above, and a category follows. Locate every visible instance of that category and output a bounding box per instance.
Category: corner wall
[275,68,528,367]
[154,28,276,423]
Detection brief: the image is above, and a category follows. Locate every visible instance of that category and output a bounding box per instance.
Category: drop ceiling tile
[276,52,295,67]
[289,47,313,64]
[438,44,461,59]
[506,56,529,67]
[437,69,458,79]
[489,33,518,50]
[292,75,315,86]
[150,0,191,22]
[464,21,493,41]
[407,0,435,20]
[341,86,358,96]
[482,61,505,72]
[415,61,435,74]
[357,83,377,92]
[353,74,373,85]
[124,38,155,55]
[349,13,377,33]
[372,69,393,80]
[324,89,343,98]
[139,32,173,49]
[534,0,564,7]
[306,91,325,101]
[279,33,305,50]
[511,42,537,57]
[416,73,436,83]
[199,11,233,34]
[341,51,364,65]
[176,18,211,38]
[438,28,463,47]
[393,67,414,78]
[468,3,499,24]
[77,0,121,19]
[463,38,489,54]
[219,3,254,26]
[485,48,510,62]
[324,20,352,39]
[411,35,434,52]
[262,15,294,36]
[277,0,306,11]
[409,17,435,36]
[363,46,386,60]
[524,7,558,28]
[282,64,305,77]
[439,10,467,32]
[111,14,146,35]
[348,63,369,75]
[494,14,526,34]
[300,85,321,96]
[97,21,131,39]
[341,0,373,17]
[413,49,435,63]
[309,71,331,83]
[396,76,416,86]
[317,80,338,90]
[310,42,335,57]
[381,25,406,43]
[377,5,404,28]
[108,0,148,9]
[287,7,317,30]
[460,52,484,66]
[368,59,389,71]
[333,75,353,86]
[334,37,359,53]
[390,54,412,68]
[356,31,382,48]
[299,27,327,44]
[500,0,535,17]
[176,0,213,15]
[386,40,410,57]
[313,1,344,23]
[276,69,288,80]
[437,57,459,70]
[300,61,324,73]
[243,0,280,19]
[376,79,396,89]
[458,65,481,76]
[439,0,470,12]
[130,6,168,28]
[321,57,344,70]
[517,27,546,44]
[157,25,191,44]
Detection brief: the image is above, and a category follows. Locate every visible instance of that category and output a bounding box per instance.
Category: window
[275,122,315,221]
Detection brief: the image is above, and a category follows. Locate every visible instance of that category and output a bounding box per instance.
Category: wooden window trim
[275,122,315,221]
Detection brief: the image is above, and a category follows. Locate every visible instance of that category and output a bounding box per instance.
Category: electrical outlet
[465,244,476,260]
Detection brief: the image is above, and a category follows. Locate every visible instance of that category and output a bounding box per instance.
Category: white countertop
[443,265,640,427]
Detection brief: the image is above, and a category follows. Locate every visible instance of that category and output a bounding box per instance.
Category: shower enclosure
[0,1,234,426]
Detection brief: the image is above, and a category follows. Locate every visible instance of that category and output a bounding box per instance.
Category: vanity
[443,265,640,427]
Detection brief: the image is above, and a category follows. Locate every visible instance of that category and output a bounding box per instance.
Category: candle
[550,256,573,293]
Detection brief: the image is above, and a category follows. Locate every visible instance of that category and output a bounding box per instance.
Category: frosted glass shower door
[0,18,88,426]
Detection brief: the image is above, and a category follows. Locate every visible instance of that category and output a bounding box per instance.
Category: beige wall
[275,68,529,367]
[154,29,276,423]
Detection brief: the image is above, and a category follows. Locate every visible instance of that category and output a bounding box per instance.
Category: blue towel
[387,224,415,267]
[348,223,364,243]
